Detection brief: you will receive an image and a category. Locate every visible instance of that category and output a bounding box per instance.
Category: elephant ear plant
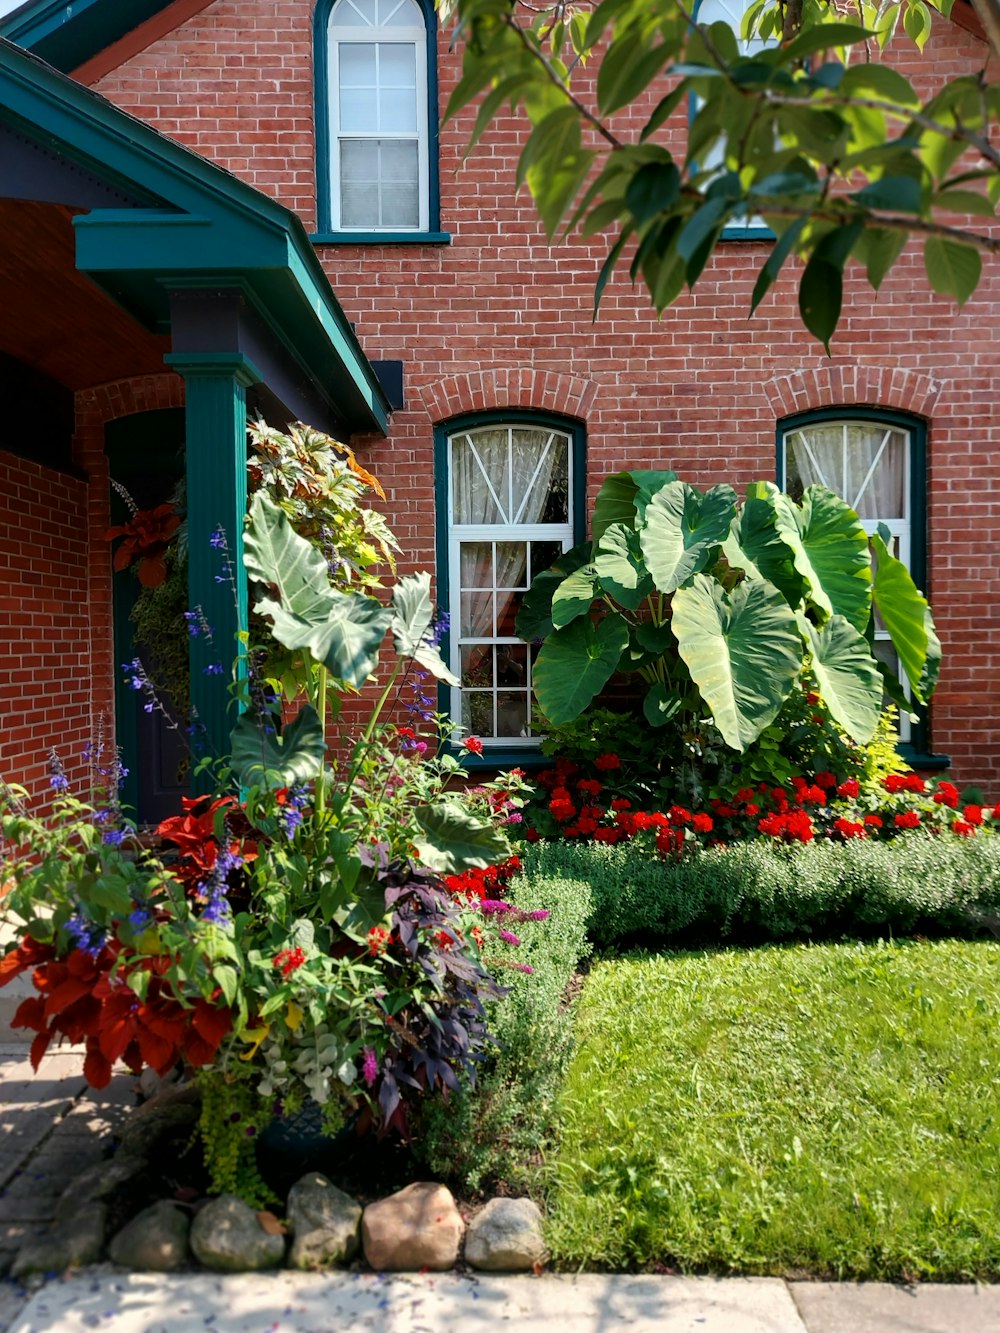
[519,471,940,752]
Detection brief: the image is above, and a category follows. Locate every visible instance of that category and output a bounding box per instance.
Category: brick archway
[762,363,944,421]
[418,366,598,424]
[73,373,186,742]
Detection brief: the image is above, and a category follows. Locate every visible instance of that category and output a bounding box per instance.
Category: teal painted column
[165,353,260,785]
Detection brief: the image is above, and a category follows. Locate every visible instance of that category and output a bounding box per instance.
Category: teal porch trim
[313,0,443,238]
[0,0,177,74]
[165,354,257,782]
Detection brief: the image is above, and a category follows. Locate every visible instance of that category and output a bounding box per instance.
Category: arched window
[318,0,439,236]
[778,409,932,755]
[435,414,586,757]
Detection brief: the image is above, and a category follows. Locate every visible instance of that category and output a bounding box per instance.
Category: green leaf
[751,216,807,315]
[515,541,593,641]
[533,616,630,725]
[799,255,842,353]
[412,800,511,874]
[625,161,680,225]
[551,564,601,627]
[852,176,923,212]
[673,575,802,751]
[780,22,871,61]
[597,33,672,115]
[773,486,871,631]
[230,705,325,790]
[591,469,677,544]
[391,571,459,685]
[245,492,392,687]
[724,484,806,605]
[593,523,653,609]
[518,107,594,240]
[870,531,941,704]
[594,227,632,316]
[635,620,675,655]
[924,235,981,305]
[643,681,683,728]
[839,63,920,106]
[854,226,908,290]
[213,964,239,1007]
[639,481,737,594]
[805,615,882,742]
[934,188,997,218]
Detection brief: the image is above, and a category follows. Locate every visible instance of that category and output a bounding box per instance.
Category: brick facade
[83,1,1000,791]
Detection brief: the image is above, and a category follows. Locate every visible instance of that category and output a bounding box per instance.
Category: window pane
[496,542,527,589]
[379,0,422,24]
[461,645,493,689]
[333,0,378,26]
[461,590,493,638]
[460,542,492,589]
[340,88,378,132]
[495,588,522,638]
[339,43,376,84]
[452,431,509,524]
[846,427,906,520]
[496,643,527,687]
[496,692,528,737]
[530,540,563,581]
[381,181,419,227]
[339,139,417,228]
[462,691,494,736]
[511,428,569,524]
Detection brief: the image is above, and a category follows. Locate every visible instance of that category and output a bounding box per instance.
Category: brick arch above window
[762,365,943,422]
[419,367,599,426]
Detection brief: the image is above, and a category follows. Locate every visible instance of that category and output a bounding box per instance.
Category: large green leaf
[533,616,630,725]
[639,481,737,594]
[390,571,459,685]
[723,483,805,605]
[413,800,511,874]
[643,682,683,729]
[593,523,653,609]
[672,575,802,751]
[515,541,593,641]
[230,705,325,790]
[805,615,882,743]
[773,485,871,632]
[591,470,677,544]
[552,564,601,628]
[245,493,392,687]
[871,531,941,704]
[924,235,981,306]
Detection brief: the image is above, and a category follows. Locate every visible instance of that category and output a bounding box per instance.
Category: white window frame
[781,417,914,740]
[328,0,429,233]
[445,423,575,750]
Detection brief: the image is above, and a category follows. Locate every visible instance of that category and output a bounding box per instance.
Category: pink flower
[362,1047,378,1088]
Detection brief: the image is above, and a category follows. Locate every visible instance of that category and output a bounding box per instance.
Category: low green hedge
[415,870,593,1193]
[520,836,1000,947]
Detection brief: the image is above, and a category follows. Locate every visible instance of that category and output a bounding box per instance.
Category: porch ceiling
[0,197,167,390]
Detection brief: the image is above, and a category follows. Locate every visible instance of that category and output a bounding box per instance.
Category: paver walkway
[2,1042,998,1333]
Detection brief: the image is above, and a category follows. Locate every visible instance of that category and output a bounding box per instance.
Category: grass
[544,937,1000,1280]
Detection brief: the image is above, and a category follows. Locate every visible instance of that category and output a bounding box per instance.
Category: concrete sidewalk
[2,1042,998,1333]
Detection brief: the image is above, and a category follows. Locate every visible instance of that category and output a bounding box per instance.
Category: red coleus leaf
[98,1013,137,1066]
[44,977,93,1019]
[191,1001,232,1053]
[0,938,55,987]
[52,994,102,1043]
[122,1039,144,1075]
[11,994,47,1033]
[136,1025,179,1075]
[83,1042,113,1090]
[182,1031,218,1068]
[29,1029,53,1072]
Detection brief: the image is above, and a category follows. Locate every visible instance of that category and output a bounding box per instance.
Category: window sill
[720,223,774,240]
[898,746,951,771]
[310,230,452,245]
[449,745,550,773]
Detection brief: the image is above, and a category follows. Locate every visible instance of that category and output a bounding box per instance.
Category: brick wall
[93,3,1000,791]
[0,452,92,800]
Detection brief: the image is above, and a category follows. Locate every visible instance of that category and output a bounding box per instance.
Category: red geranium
[594,753,622,772]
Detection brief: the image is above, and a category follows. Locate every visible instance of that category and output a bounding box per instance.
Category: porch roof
[0,36,391,437]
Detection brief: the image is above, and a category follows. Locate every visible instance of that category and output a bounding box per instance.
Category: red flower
[805,692,820,705]
[464,737,484,755]
[524,827,540,843]
[594,753,622,772]
[668,805,692,826]
[273,947,306,977]
[894,811,921,829]
[933,781,959,808]
[367,925,391,956]
[692,813,714,833]
[863,814,883,828]
[743,803,759,817]
[611,797,631,811]
[576,778,603,797]
[963,804,984,827]
[814,772,836,789]
[833,817,866,840]
[952,819,975,837]
[884,773,925,795]
[549,797,575,823]
[837,779,860,798]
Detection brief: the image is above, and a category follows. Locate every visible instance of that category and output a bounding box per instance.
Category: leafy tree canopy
[439,0,1000,347]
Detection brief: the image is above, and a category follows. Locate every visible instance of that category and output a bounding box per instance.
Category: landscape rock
[11,1202,107,1278]
[116,1084,201,1157]
[53,1156,147,1224]
[464,1197,546,1271]
[362,1181,463,1272]
[286,1172,361,1269]
[108,1200,190,1271]
[190,1194,285,1271]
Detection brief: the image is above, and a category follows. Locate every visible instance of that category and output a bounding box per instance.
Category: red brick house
[1,0,997,818]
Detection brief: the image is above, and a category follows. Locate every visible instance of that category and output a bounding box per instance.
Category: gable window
[436,415,585,756]
[778,410,933,756]
[319,0,442,237]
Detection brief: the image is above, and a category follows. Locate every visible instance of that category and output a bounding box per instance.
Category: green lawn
[545,938,1000,1279]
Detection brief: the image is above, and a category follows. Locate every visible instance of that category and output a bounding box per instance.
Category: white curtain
[786,423,906,520]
